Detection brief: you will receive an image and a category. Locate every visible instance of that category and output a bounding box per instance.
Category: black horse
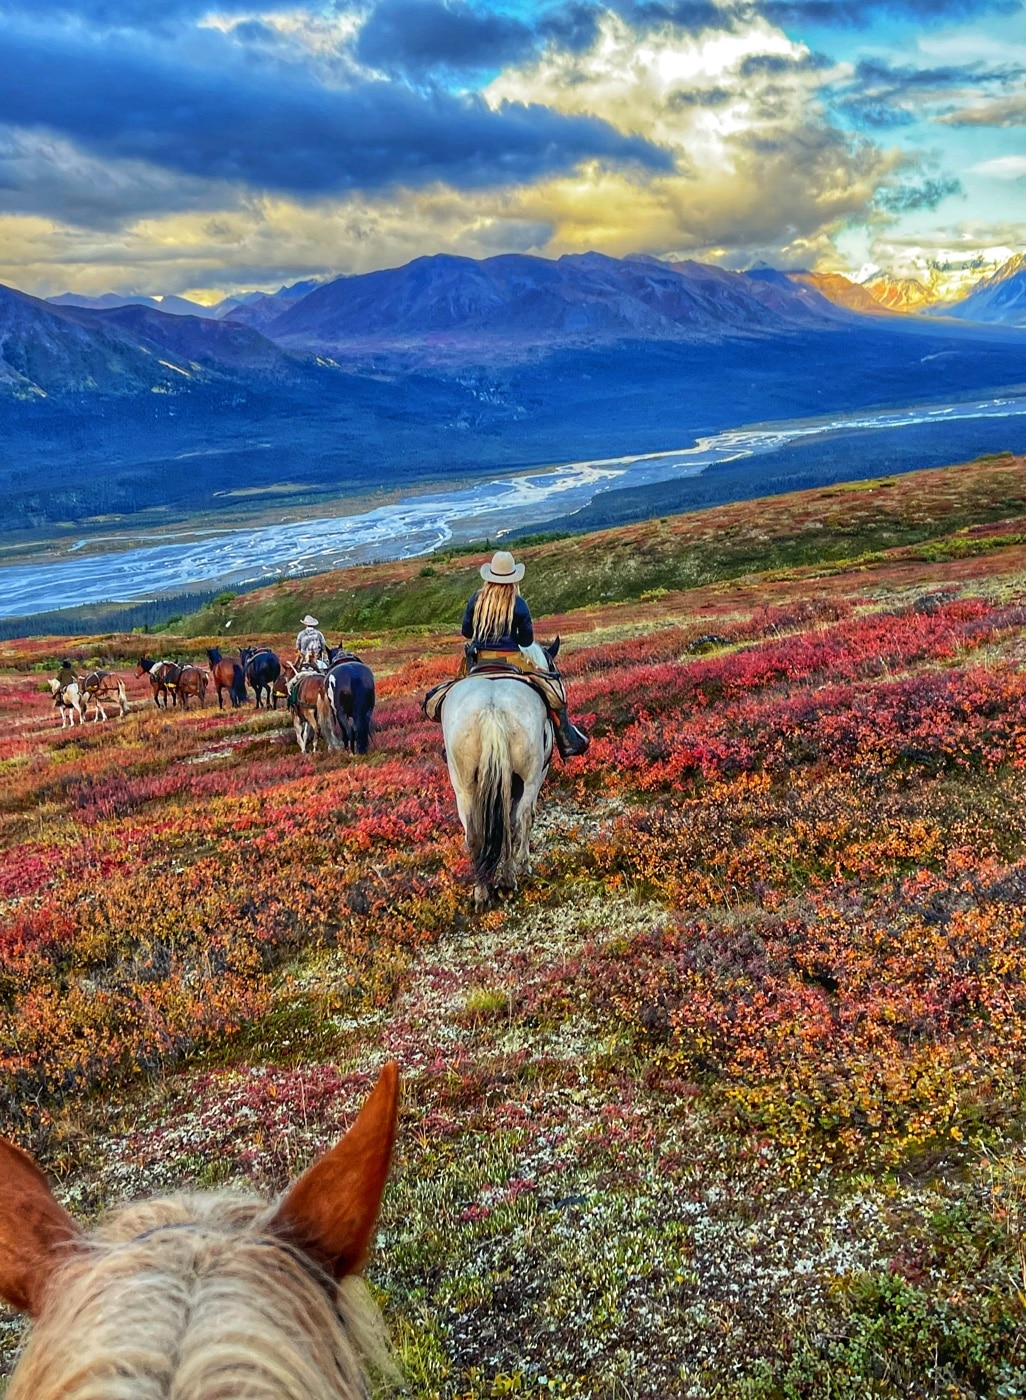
[207,647,247,709]
[240,646,281,710]
[324,652,375,755]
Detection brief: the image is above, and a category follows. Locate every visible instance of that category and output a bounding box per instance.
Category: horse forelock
[10,1193,391,1400]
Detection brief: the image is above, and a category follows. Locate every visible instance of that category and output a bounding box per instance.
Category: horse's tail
[315,689,337,746]
[322,677,346,750]
[469,708,513,888]
[230,664,247,705]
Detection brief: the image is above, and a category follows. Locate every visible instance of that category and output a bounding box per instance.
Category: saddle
[423,650,567,723]
[287,665,324,708]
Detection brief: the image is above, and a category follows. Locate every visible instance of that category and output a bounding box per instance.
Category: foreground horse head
[0,1063,400,1400]
[440,664,553,911]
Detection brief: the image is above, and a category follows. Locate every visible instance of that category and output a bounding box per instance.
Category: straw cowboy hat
[301,615,319,627]
[480,550,525,585]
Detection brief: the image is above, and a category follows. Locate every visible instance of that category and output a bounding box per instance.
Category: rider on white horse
[462,551,589,759]
[295,615,329,671]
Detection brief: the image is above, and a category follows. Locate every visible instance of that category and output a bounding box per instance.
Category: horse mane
[10,1193,393,1400]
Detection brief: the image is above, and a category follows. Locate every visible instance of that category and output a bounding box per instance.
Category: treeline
[0,588,253,642]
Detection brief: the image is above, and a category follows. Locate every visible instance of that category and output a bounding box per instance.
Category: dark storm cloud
[355,0,537,75]
[614,0,737,27]
[0,24,671,200]
[0,0,303,24]
[758,0,1020,24]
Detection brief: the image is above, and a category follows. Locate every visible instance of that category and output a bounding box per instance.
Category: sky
[0,0,1024,298]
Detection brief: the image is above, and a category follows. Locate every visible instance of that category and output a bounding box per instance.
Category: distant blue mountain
[255,251,848,356]
[47,291,217,318]
[0,283,301,397]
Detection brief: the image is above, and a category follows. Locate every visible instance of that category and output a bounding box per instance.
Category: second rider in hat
[462,550,589,758]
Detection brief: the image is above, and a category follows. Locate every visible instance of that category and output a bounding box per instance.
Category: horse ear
[549,635,561,659]
[0,1138,81,1316]
[269,1062,399,1280]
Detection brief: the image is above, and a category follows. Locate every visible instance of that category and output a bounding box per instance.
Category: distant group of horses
[51,635,569,912]
[48,670,128,726]
[2,631,585,1393]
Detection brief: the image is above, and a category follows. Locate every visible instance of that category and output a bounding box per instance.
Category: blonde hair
[10,1193,394,1400]
[471,581,519,643]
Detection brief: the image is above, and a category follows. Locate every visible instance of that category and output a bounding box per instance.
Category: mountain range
[43,248,1026,337]
[5,248,1026,551]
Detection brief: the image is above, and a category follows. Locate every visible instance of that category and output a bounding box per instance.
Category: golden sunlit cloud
[0,6,961,296]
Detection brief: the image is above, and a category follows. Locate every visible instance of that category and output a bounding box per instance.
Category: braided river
[5,392,1026,618]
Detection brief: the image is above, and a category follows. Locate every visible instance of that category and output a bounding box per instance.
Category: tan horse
[289,670,333,752]
[47,678,84,727]
[80,669,129,722]
[0,1063,400,1400]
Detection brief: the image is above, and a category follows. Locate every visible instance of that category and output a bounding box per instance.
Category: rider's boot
[551,704,590,759]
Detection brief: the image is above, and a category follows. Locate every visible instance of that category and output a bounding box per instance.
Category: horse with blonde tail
[80,670,129,722]
[0,1062,400,1400]
[440,643,553,912]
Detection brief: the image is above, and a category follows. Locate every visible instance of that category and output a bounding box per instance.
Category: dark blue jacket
[461,591,534,649]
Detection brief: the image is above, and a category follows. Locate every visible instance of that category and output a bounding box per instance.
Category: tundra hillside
[2,453,1026,1396]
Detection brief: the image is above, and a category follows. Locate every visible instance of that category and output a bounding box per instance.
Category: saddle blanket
[423,665,567,723]
[286,667,325,708]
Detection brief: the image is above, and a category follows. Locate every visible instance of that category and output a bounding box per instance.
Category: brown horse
[136,657,181,709]
[273,658,298,710]
[175,664,208,710]
[79,670,129,722]
[0,1063,400,1400]
[288,670,333,752]
[206,647,247,708]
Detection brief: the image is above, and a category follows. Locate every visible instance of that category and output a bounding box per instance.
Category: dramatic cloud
[831,56,1025,129]
[759,0,1020,24]
[484,12,896,264]
[0,0,1017,295]
[355,0,537,75]
[0,21,669,203]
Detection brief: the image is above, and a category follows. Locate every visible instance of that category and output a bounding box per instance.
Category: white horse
[440,642,554,911]
[80,670,129,722]
[48,679,84,727]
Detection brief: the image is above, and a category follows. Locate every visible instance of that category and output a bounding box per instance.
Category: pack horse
[79,670,129,722]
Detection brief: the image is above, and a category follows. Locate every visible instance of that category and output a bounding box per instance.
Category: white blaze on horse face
[440,676,551,909]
